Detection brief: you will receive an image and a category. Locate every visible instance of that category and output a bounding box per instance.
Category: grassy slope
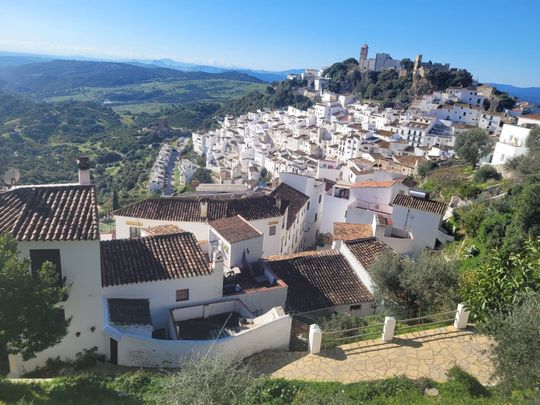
[0,370,536,405]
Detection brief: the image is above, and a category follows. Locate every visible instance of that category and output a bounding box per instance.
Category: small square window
[269,225,277,236]
[129,227,141,239]
[176,289,189,302]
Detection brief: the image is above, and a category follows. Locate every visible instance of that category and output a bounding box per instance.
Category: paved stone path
[249,326,494,385]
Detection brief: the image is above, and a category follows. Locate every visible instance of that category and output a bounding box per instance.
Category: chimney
[77,156,91,185]
[212,249,224,274]
[200,201,208,219]
[275,196,282,210]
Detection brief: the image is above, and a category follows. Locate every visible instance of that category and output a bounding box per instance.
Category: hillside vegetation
[0,90,185,208]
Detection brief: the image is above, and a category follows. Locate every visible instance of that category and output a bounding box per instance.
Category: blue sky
[0,0,538,86]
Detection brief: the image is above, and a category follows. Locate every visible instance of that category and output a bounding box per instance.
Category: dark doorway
[110,338,118,365]
[0,344,9,376]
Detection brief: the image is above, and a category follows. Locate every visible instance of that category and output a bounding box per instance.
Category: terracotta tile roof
[113,195,282,222]
[333,223,373,241]
[391,194,447,215]
[209,215,262,243]
[265,250,373,312]
[270,183,309,230]
[143,224,182,236]
[0,184,99,241]
[351,179,401,188]
[394,155,427,168]
[321,178,337,192]
[107,298,152,326]
[344,237,388,270]
[100,232,211,287]
[521,114,540,120]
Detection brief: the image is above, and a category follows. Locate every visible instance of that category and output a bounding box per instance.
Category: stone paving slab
[248,326,494,385]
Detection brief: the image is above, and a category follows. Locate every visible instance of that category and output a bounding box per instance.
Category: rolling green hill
[0,60,266,114]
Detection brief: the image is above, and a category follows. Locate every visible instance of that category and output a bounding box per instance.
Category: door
[110,338,118,365]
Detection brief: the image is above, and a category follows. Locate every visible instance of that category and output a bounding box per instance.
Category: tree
[417,160,437,179]
[191,168,213,184]
[0,234,69,360]
[487,293,540,392]
[454,128,493,168]
[464,238,540,323]
[472,164,500,183]
[370,250,460,316]
[111,189,120,211]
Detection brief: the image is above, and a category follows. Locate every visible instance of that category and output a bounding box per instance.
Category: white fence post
[308,324,322,354]
[454,303,470,330]
[382,316,396,342]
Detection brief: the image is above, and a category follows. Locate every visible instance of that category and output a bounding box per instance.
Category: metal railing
[394,310,456,335]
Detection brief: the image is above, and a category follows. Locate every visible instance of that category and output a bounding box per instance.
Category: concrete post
[454,303,470,330]
[382,316,396,342]
[308,324,322,354]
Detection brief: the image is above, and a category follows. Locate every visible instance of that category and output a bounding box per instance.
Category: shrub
[457,203,487,237]
[320,313,368,346]
[488,293,540,392]
[156,355,255,405]
[473,164,500,183]
[417,160,437,178]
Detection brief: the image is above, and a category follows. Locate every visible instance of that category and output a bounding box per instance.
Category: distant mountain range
[488,83,540,106]
[0,51,303,83]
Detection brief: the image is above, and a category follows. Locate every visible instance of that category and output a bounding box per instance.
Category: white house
[279,173,325,247]
[113,194,286,256]
[4,159,105,377]
[390,191,451,256]
[491,124,532,166]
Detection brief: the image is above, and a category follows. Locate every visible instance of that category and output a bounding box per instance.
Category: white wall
[320,194,352,234]
[249,216,283,257]
[391,206,442,255]
[115,216,209,241]
[231,283,288,316]
[9,240,104,377]
[102,270,223,330]
[105,307,292,368]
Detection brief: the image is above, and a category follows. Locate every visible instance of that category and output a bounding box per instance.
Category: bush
[473,165,500,183]
[156,355,255,405]
[487,294,540,392]
[417,160,437,178]
[457,204,487,237]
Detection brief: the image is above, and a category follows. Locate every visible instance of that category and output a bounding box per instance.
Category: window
[350,304,362,311]
[269,225,277,236]
[176,289,189,302]
[30,249,62,281]
[129,226,141,239]
[307,201,310,210]
[314,213,318,222]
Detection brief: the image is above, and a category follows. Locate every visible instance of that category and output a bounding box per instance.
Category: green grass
[1,367,537,405]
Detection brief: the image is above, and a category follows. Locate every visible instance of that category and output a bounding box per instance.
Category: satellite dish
[3,168,20,186]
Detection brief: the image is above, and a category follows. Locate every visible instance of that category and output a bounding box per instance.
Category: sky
[0,0,539,87]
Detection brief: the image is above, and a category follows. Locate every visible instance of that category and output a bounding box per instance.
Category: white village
[0,44,538,384]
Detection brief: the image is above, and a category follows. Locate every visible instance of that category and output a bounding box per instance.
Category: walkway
[249,326,494,385]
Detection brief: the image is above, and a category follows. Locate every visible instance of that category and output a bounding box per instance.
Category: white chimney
[200,201,208,219]
[77,156,91,185]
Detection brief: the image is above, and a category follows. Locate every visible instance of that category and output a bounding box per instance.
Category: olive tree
[454,128,493,168]
[0,234,69,360]
[487,293,540,391]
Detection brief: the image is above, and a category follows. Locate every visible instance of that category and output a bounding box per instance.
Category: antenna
[3,168,20,186]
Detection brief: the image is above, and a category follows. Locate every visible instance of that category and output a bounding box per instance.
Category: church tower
[359,44,369,71]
